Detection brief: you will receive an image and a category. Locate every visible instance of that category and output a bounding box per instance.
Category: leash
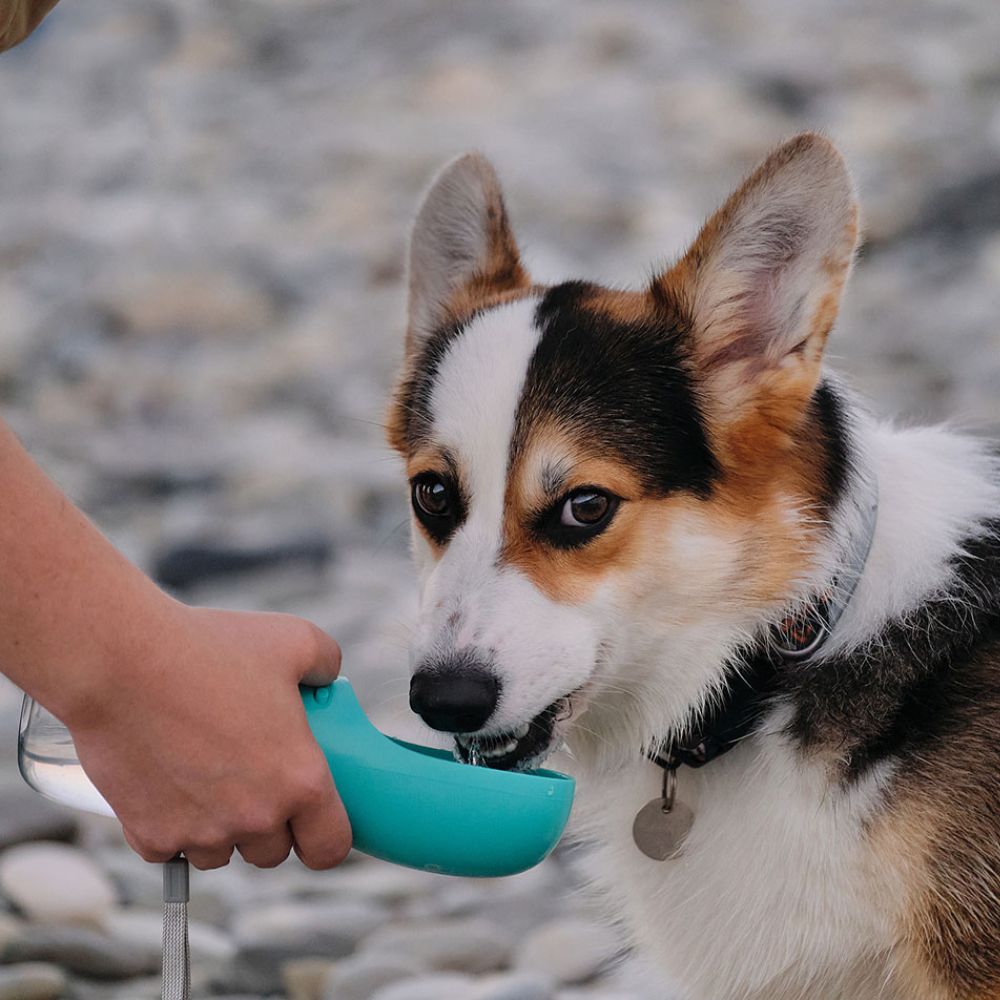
[633,478,879,861]
[161,856,191,1000]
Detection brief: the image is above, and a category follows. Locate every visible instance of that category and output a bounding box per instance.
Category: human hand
[65,601,352,871]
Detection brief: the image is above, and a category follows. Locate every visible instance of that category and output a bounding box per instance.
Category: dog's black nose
[409,663,500,733]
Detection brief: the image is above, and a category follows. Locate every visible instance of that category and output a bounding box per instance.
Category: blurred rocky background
[1,0,999,997]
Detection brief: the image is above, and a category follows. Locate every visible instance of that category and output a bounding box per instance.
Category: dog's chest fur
[575,733,905,1000]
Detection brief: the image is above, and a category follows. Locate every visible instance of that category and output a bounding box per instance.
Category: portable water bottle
[18,679,576,876]
[18,680,574,1000]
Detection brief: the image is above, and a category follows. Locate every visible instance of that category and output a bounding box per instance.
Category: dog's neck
[649,451,879,774]
[569,388,1000,776]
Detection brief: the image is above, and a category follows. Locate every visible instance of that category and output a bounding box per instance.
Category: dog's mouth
[454,697,569,771]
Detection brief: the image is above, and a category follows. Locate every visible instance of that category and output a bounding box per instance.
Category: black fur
[780,519,1000,779]
[514,282,720,499]
[808,382,850,513]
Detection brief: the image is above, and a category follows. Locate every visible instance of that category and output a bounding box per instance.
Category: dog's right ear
[406,153,529,355]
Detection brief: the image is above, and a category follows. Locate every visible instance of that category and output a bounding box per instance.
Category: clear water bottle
[18,695,114,817]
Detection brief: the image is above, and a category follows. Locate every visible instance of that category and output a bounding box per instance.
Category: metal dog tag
[632,768,693,861]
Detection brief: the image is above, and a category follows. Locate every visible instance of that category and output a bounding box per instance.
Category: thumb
[291,620,343,687]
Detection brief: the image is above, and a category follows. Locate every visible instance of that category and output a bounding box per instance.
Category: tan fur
[867,654,1000,1000]
[654,133,858,453]
[490,271,839,612]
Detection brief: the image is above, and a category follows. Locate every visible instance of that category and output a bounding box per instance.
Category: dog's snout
[409,661,500,733]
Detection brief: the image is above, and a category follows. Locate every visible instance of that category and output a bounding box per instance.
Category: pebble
[0,787,78,851]
[0,844,116,926]
[309,862,439,905]
[0,963,66,1000]
[231,899,386,953]
[0,916,25,952]
[322,954,426,1000]
[515,918,621,986]
[370,972,479,1000]
[226,901,387,997]
[152,535,332,592]
[100,907,236,964]
[361,918,513,975]
[0,924,159,979]
[283,957,337,1000]
[473,971,556,1000]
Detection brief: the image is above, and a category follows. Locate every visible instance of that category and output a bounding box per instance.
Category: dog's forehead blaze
[385,285,542,458]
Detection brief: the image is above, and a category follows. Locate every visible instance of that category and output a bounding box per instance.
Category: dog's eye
[561,490,613,527]
[538,487,620,549]
[412,475,452,519]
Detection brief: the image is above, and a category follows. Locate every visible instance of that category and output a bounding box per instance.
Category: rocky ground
[0,0,999,997]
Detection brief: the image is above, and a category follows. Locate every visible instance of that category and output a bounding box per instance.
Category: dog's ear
[654,133,858,442]
[406,153,529,354]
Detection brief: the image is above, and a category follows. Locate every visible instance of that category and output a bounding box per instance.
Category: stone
[227,899,386,995]
[71,975,161,1000]
[0,915,25,952]
[311,862,439,905]
[100,906,236,964]
[152,535,332,591]
[473,971,556,1000]
[0,963,66,1000]
[555,992,641,1000]
[322,953,426,1000]
[0,924,159,979]
[108,270,279,339]
[92,849,163,909]
[0,843,116,925]
[370,972,479,1000]
[361,918,513,975]
[283,957,337,1000]
[0,787,78,850]
[231,899,385,951]
[515,918,621,986]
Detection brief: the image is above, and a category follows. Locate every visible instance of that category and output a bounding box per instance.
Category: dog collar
[633,478,879,861]
[649,477,879,773]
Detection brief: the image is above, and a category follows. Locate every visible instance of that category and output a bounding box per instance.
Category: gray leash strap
[162,856,191,1000]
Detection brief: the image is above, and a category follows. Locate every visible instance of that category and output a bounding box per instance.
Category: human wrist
[51,581,186,733]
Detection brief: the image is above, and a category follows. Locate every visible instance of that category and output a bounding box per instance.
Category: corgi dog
[386,133,1000,1000]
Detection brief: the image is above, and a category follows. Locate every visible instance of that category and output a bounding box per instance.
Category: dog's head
[387,134,859,770]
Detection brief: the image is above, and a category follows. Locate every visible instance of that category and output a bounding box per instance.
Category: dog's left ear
[654,133,858,443]
[405,153,529,356]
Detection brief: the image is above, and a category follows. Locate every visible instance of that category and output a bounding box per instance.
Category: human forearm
[0,419,176,724]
